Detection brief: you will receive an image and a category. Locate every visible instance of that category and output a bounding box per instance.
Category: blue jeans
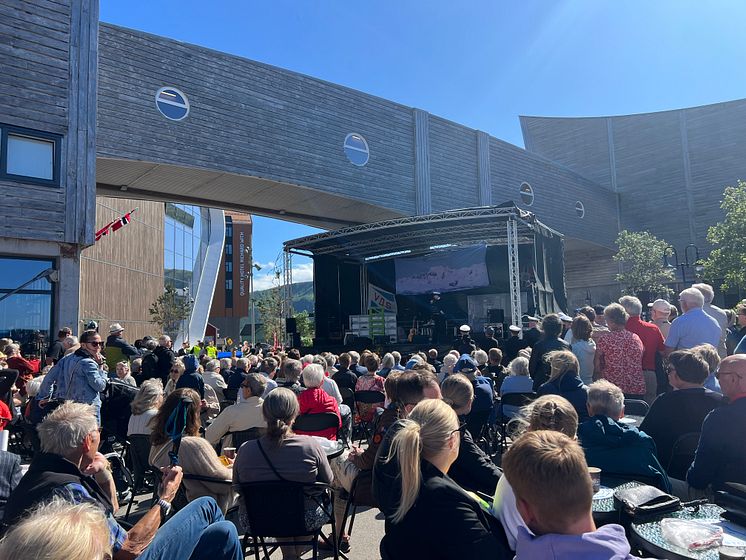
[139,497,242,560]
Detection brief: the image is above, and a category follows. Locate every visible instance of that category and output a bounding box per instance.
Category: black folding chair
[498,392,536,451]
[339,387,355,411]
[353,390,385,445]
[293,412,341,439]
[104,452,135,518]
[222,387,238,404]
[124,434,159,520]
[225,426,265,451]
[338,469,377,550]
[623,398,650,417]
[667,432,700,480]
[238,481,339,560]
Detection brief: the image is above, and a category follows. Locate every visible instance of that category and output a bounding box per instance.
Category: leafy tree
[149,284,192,337]
[701,180,746,291]
[256,270,284,345]
[293,310,315,347]
[613,230,675,298]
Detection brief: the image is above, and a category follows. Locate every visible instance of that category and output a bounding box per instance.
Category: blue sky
[100,1,746,290]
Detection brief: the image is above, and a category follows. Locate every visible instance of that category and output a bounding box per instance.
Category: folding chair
[353,390,385,445]
[293,412,342,440]
[338,469,377,549]
[498,392,536,451]
[238,481,339,560]
[225,426,265,451]
[124,435,159,520]
[104,452,135,518]
[222,387,238,404]
[339,387,355,411]
[667,432,700,480]
[623,398,650,417]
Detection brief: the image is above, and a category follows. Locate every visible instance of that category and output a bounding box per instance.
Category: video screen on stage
[394,245,490,295]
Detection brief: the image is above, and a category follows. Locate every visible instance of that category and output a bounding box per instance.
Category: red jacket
[626,317,665,371]
[296,387,341,440]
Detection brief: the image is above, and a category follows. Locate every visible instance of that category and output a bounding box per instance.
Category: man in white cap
[502,324,528,365]
[456,324,476,355]
[558,312,573,339]
[523,315,542,347]
[649,299,673,338]
[105,323,140,361]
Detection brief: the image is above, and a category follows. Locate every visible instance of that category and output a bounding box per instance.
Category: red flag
[95,208,137,241]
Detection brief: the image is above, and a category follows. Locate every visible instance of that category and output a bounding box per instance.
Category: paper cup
[588,467,602,493]
[223,447,236,460]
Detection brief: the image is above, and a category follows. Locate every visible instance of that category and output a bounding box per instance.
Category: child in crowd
[502,430,641,559]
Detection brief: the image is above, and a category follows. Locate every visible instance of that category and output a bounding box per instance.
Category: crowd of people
[0,282,744,558]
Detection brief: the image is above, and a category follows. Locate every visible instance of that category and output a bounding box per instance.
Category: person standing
[594,304,645,398]
[522,316,542,348]
[152,335,176,385]
[648,299,673,339]
[692,283,728,358]
[502,325,528,366]
[664,288,721,353]
[529,314,571,391]
[46,328,72,365]
[105,324,140,360]
[619,296,665,405]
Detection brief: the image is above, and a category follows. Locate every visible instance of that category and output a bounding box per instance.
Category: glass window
[343,133,369,166]
[225,289,233,309]
[225,279,233,290]
[6,134,54,180]
[575,201,585,218]
[225,261,232,273]
[519,182,534,206]
[225,244,232,256]
[155,87,190,121]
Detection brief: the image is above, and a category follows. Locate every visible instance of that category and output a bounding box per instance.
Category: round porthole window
[155,87,190,121]
[519,182,534,206]
[344,133,369,166]
[575,201,585,218]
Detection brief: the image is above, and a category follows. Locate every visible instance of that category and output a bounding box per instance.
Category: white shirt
[493,475,531,550]
[127,408,158,436]
[322,376,342,405]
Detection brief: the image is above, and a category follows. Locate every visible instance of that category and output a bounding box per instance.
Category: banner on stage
[395,245,489,295]
[368,283,397,313]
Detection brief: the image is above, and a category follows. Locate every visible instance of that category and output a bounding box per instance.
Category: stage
[283,204,567,350]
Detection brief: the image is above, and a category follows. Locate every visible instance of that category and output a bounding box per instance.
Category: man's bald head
[717,354,746,398]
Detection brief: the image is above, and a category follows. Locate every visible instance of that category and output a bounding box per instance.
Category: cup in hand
[223,447,236,460]
[588,467,602,493]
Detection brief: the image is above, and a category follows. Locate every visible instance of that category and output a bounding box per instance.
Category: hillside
[253,281,314,315]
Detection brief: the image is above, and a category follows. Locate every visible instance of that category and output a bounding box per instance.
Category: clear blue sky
[100,1,746,289]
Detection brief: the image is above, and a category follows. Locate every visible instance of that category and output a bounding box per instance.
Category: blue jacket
[578,415,671,492]
[39,350,108,408]
[514,524,641,560]
[537,373,589,421]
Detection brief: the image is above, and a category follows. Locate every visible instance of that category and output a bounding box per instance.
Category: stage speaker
[488,308,505,324]
[285,318,297,334]
[291,333,302,348]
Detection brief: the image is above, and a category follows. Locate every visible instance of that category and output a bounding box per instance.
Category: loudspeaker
[488,308,505,323]
[291,333,302,348]
[285,318,297,334]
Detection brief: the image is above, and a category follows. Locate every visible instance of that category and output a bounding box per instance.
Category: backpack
[140,351,159,380]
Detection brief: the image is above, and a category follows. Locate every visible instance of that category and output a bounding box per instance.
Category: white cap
[459,324,471,333]
[109,323,124,333]
[648,299,671,313]
[508,325,521,333]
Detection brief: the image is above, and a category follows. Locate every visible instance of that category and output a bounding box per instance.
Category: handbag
[614,484,681,519]
[715,483,746,526]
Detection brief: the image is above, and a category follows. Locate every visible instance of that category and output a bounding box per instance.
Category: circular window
[343,133,369,166]
[155,87,190,121]
[575,201,585,218]
[519,182,534,206]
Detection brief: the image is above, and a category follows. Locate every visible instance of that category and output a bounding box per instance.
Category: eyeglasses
[87,341,104,347]
[450,422,468,437]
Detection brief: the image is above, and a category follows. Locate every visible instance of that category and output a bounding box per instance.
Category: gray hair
[131,357,142,373]
[391,351,402,362]
[236,357,250,371]
[679,287,705,309]
[282,359,303,382]
[62,336,78,349]
[604,303,629,327]
[618,295,642,317]
[692,283,714,304]
[348,351,361,363]
[381,353,396,369]
[244,372,268,397]
[158,335,171,346]
[473,349,488,366]
[302,363,326,388]
[37,402,98,457]
[219,357,232,369]
[587,380,624,418]
[131,378,163,415]
[508,356,530,376]
[5,343,20,356]
[145,339,158,351]
[205,359,220,372]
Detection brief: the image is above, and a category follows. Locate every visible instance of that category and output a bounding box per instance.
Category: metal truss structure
[506,218,522,337]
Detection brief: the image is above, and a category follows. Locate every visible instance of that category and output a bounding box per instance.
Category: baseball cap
[454,354,478,373]
[648,299,671,313]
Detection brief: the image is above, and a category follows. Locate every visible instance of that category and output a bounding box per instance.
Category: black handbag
[614,484,681,519]
[715,483,746,526]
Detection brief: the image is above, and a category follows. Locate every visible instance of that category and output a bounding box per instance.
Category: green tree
[149,284,192,337]
[293,310,315,347]
[256,270,284,344]
[613,230,675,297]
[701,180,746,291]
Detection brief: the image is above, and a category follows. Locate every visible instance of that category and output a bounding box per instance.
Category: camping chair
[126,434,157,495]
[667,432,701,480]
[238,481,338,560]
[498,392,536,451]
[353,390,385,445]
[293,412,342,441]
[623,398,650,418]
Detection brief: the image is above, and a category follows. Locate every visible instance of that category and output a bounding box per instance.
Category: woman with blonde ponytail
[376,399,508,559]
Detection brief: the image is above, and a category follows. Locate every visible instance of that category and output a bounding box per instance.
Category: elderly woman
[113,361,137,386]
[500,356,534,418]
[296,364,341,440]
[571,315,596,385]
[206,373,267,452]
[233,388,333,560]
[441,374,501,495]
[149,388,234,513]
[379,353,396,378]
[127,378,163,436]
[376,399,507,558]
[439,353,458,382]
[164,358,185,396]
[594,303,645,398]
[537,350,589,421]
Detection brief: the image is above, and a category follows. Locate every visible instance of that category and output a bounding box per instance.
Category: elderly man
[39,330,108,424]
[692,283,728,358]
[205,373,266,452]
[620,295,665,404]
[203,359,227,401]
[3,403,241,560]
[522,315,542,348]
[105,323,140,360]
[152,335,176,384]
[278,358,306,396]
[227,357,249,390]
[671,355,746,499]
[664,288,721,354]
[648,299,673,338]
[578,380,670,491]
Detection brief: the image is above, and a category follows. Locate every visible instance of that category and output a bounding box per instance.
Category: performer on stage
[429,292,446,344]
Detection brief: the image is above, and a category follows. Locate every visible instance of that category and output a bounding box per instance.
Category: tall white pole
[249,250,256,346]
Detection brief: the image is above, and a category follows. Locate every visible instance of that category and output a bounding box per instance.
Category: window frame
[343,133,370,166]
[155,87,190,121]
[0,124,62,187]
[519,182,534,206]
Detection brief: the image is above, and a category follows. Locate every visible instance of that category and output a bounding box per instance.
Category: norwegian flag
[95,208,137,242]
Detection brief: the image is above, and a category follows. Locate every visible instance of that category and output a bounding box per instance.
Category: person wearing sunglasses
[38,330,108,425]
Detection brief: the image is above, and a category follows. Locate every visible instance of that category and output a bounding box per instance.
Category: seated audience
[312,355,343,405]
[233,388,332,560]
[694,343,722,393]
[227,358,249,390]
[379,353,396,378]
[485,348,508,392]
[569,315,596,385]
[502,431,641,559]
[375,399,509,559]
[164,358,184,396]
[332,352,357,392]
[277,358,306,396]
[150,389,234,513]
[439,353,458,382]
[0,449,22,520]
[295,364,341,440]
[127,378,163,436]
[454,354,495,439]
[441,374,501,495]
[578,380,670,491]
[639,349,724,477]
[355,354,385,422]
[112,361,137,386]
[203,359,227,401]
[493,394,578,550]
[3,402,241,560]
[500,357,533,418]
[175,355,205,399]
[537,351,588,421]
[594,303,645,398]
[674,354,746,499]
[206,373,267,452]
[258,358,279,397]
[529,314,571,391]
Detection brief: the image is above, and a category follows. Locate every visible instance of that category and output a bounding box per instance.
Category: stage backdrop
[394,245,490,295]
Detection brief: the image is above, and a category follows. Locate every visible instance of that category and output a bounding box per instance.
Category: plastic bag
[661,518,724,551]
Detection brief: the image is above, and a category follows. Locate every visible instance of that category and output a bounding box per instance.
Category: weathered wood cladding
[80,196,164,341]
[0,0,97,247]
[521,99,746,252]
[428,116,479,212]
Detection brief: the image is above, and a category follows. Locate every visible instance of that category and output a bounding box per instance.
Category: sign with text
[368,283,398,313]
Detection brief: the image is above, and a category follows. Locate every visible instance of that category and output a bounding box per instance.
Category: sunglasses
[87,341,104,347]
[450,422,468,437]
[170,369,181,373]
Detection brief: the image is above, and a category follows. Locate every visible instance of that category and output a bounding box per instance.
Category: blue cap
[183,354,199,374]
[454,354,478,373]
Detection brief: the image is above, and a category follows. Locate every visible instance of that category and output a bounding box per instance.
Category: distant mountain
[253,281,314,315]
